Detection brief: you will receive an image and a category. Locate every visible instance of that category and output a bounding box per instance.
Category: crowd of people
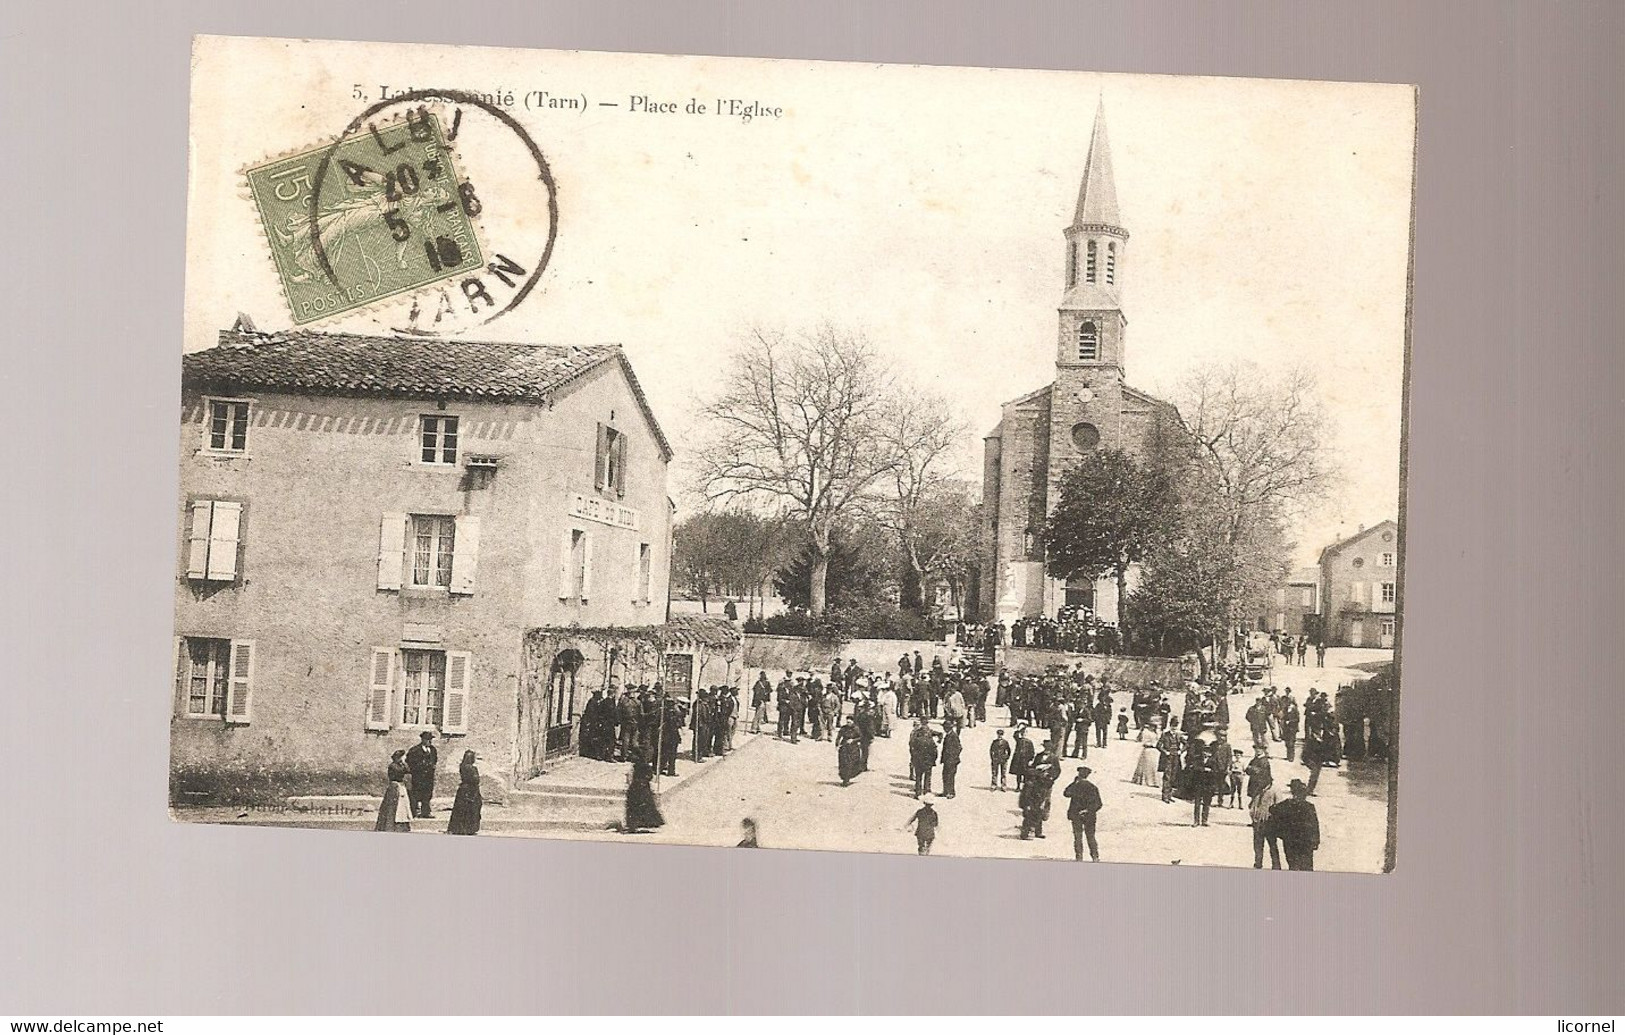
[367,638,1354,869]
[959,612,1123,654]
[1268,630,1327,668]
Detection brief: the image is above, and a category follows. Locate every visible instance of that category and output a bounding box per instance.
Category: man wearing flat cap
[1064,765,1104,861]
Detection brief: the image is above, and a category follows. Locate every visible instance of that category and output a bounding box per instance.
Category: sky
[185,38,1416,565]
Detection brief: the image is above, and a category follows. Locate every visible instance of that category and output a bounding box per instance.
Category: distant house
[1317,520,1401,648]
[170,327,737,802]
[1264,567,1323,638]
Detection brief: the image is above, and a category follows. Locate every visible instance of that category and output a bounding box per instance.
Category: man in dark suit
[659,696,683,776]
[405,731,438,819]
[786,680,804,744]
[618,690,642,762]
[1268,779,1321,870]
[1279,691,1301,761]
[908,720,939,797]
[775,675,793,739]
[691,689,713,762]
[1011,726,1035,791]
[1064,765,1104,861]
[1020,741,1062,839]
[939,726,962,798]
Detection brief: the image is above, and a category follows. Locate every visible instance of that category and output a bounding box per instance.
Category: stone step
[506,788,623,811]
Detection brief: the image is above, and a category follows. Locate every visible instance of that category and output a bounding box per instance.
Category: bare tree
[871,392,967,612]
[695,326,899,616]
[1154,359,1338,653]
[1174,360,1336,540]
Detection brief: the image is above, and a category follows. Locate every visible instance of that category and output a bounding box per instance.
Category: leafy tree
[672,509,791,616]
[1043,447,1176,648]
[772,530,883,613]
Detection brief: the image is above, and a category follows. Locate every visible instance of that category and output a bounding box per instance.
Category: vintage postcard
[174,35,1414,872]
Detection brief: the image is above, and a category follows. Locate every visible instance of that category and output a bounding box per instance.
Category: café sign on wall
[569,493,640,531]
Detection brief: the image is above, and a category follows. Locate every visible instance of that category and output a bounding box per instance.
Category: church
[980,101,1181,626]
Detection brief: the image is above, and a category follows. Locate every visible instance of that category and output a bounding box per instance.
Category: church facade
[980,102,1181,625]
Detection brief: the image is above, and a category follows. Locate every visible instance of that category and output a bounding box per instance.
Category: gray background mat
[2,0,1620,1015]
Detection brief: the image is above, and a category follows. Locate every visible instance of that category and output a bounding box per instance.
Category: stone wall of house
[171,361,673,803]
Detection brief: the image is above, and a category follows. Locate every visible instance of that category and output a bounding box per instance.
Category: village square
[171,98,1403,873]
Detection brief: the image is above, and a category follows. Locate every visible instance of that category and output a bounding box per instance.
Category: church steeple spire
[1058,98,1130,374]
[1072,97,1123,231]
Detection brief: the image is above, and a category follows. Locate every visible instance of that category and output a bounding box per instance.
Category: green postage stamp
[245,113,485,325]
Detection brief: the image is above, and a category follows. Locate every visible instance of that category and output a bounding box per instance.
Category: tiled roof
[1316,519,1399,563]
[663,614,744,649]
[189,329,621,401]
[186,329,673,459]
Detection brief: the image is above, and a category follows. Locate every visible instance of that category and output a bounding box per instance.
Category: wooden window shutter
[224,639,255,725]
[450,515,480,595]
[558,530,575,598]
[173,636,187,711]
[581,532,594,600]
[613,433,627,497]
[377,513,407,591]
[442,651,472,734]
[206,501,242,581]
[186,501,213,578]
[366,648,395,731]
[594,424,609,490]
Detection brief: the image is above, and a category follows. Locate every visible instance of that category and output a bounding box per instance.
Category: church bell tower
[1052,98,1129,468]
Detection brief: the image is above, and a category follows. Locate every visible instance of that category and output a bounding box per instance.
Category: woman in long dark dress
[446,750,483,835]
[374,750,412,832]
[836,720,863,786]
[623,757,665,833]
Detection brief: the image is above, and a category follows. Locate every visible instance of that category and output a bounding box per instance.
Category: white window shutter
[450,515,480,595]
[558,530,574,598]
[581,532,594,600]
[224,639,255,725]
[174,636,187,710]
[614,433,627,497]
[377,513,407,591]
[366,648,394,731]
[186,502,213,578]
[442,651,472,734]
[594,425,608,490]
[206,501,242,580]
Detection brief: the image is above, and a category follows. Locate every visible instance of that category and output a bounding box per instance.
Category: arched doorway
[544,648,585,758]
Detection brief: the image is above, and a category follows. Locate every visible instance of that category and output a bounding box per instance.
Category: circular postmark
[300,89,558,334]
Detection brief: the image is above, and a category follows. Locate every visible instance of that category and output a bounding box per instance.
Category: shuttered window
[400,649,446,727]
[560,529,588,599]
[381,647,472,734]
[185,500,242,582]
[175,636,253,723]
[595,424,627,497]
[638,543,652,603]
[410,515,456,588]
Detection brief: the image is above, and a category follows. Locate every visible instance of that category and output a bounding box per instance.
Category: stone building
[981,101,1181,624]
[1318,519,1401,648]
[1263,567,1324,638]
[170,327,708,802]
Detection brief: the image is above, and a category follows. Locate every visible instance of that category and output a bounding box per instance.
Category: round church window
[1071,422,1101,450]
